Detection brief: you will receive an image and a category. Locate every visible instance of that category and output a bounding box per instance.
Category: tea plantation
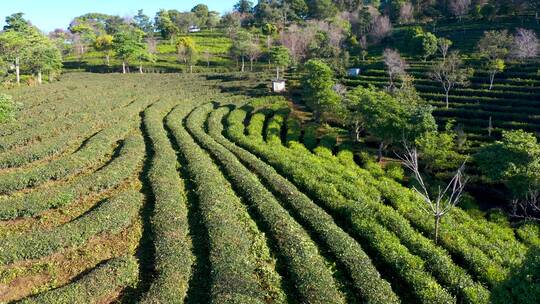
[0,72,537,303]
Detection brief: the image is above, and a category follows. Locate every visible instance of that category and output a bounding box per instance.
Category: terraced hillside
[343,20,540,151]
[0,73,538,303]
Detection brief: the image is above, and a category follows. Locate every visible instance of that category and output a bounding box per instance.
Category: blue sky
[0,0,238,32]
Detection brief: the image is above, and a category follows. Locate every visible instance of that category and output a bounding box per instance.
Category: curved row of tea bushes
[248,111,486,303]
[295,128,518,286]
[18,255,139,304]
[321,147,524,283]
[308,143,508,288]
[166,105,284,304]
[265,109,290,143]
[0,134,145,220]
[285,116,302,145]
[0,100,152,194]
[0,190,143,265]
[186,104,345,304]
[0,98,144,169]
[139,100,192,303]
[246,112,267,139]
[207,106,400,304]
[226,108,488,304]
[0,94,134,151]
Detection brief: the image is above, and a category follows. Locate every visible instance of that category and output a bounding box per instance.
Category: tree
[478,30,513,90]
[269,46,291,79]
[24,42,62,84]
[480,3,497,21]
[203,49,211,67]
[3,13,30,31]
[476,130,540,201]
[437,37,453,59]
[307,0,338,19]
[247,39,262,71]
[428,51,472,108]
[511,28,539,61]
[220,12,242,38]
[234,0,254,14]
[133,10,154,35]
[176,37,198,73]
[113,28,146,74]
[154,10,179,40]
[421,32,438,61]
[94,34,114,66]
[369,15,392,43]
[191,4,210,27]
[229,30,252,72]
[279,24,316,64]
[0,15,61,86]
[399,2,415,24]
[415,121,467,173]
[206,11,220,31]
[383,49,408,91]
[346,86,436,161]
[301,59,340,122]
[399,143,468,244]
[0,30,27,85]
[449,0,471,21]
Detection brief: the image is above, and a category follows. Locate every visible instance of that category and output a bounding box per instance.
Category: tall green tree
[346,86,436,161]
[113,28,146,73]
[191,4,210,27]
[477,30,513,89]
[3,13,30,31]
[269,46,291,79]
[154,10,180,40]
[229,30,252,72]
[234,0,254,14]
[301,59,340,122]
[133,10,154,35]
[476,130,540,200]
[23,41,62,84]
[307,0,338,19]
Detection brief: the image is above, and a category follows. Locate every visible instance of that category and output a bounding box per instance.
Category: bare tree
[428,51,472,108]
[511,28,539,61]
[437,37,453,59]
[370,15,392,43]
[399,2,415,24]
[203,49,211,67]
[247,39,261,71]
[383,49,408,91]
[280,24,316,64]
[399,144,469,244]
[449,0,471,22]
[511,189,540,221]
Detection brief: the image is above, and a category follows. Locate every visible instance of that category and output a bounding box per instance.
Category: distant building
[188,25,201,33]
[272,80,286,93]
[347,68,361,77]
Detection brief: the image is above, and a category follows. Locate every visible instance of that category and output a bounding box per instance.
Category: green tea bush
[208,107,400,304]
[0,190,143,265]
[187,104,345,304]
[0,93,15,123]
[167,105,283,304]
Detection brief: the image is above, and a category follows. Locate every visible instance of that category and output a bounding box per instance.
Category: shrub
[0,93,15,123]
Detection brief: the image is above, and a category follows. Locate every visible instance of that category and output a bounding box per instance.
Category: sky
[0,0,238,32]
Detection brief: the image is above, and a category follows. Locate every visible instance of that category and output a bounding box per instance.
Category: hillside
[0,72,538,303]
